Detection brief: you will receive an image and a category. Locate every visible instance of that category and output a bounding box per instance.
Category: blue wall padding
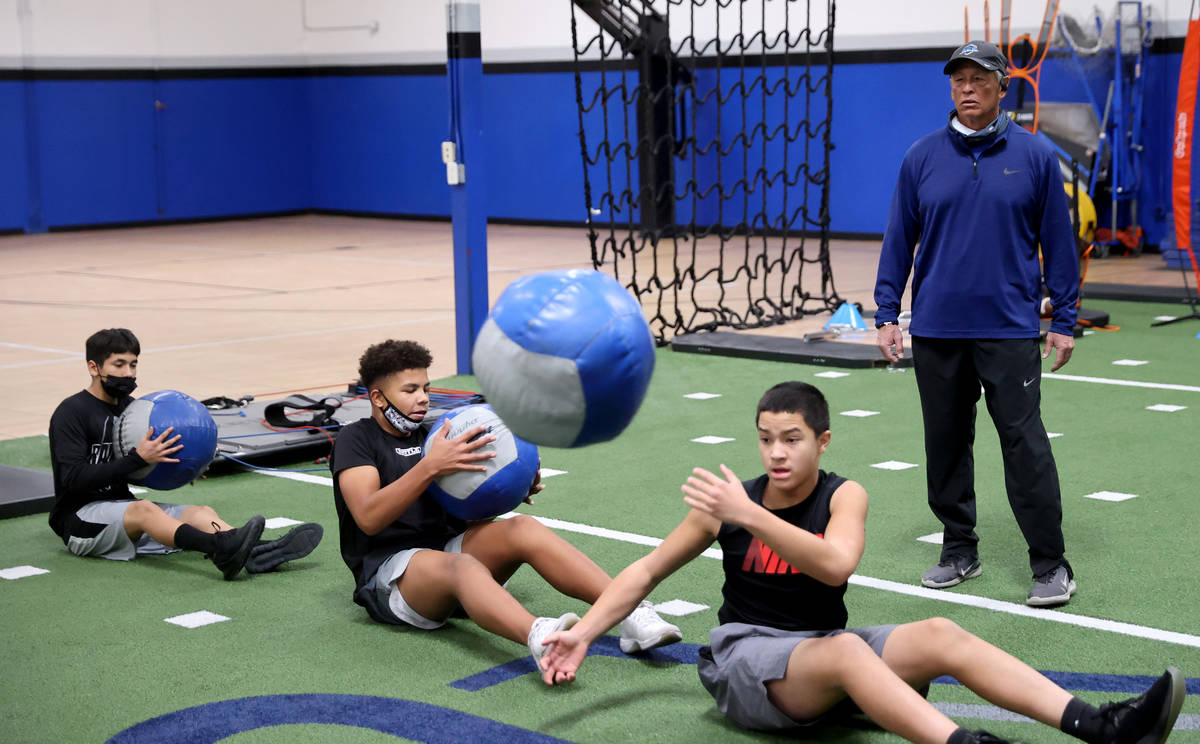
[34,80,159,227]
[0,82,29,230]
[0,51,1184,246]
[310,74,450,216]
[158,77,313,219]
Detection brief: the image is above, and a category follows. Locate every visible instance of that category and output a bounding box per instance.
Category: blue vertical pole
[446,1,488,375]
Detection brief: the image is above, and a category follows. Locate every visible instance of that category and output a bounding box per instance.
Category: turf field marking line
[691,435,735,444]
[251,471,1200,648]
[1042,373,1200,393]
[164,610,230,628]
[1145,404,1187,412]
[0,565,50,580]
[264,517,304,529]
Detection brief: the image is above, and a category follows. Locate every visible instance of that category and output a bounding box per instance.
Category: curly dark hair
[756,381,830,435]
[358,340,433,389]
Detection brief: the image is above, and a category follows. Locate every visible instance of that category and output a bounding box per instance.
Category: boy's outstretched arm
[540,508,718,685]
[683,465,867,586]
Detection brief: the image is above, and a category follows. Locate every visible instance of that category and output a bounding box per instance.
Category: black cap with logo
[943,40,1008,74]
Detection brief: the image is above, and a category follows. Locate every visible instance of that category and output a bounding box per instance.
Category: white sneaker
[618,600,682,654]
[527,612,581,664]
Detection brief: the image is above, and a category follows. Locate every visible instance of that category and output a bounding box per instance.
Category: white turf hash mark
[164,611,230,629]
[1145,404,1186,412]
[683,392,722,400]
[252,471,1200,648]
[840,410,880,418]
[814,371,850,378]
[871,460,919,470]
[0,565,50,580]
[1083,491,1139,503]
[653,599,710,616]
[691,436,735,444]
[264,517,303,529]
[1111,359,1149,366]
[917,533,944,545]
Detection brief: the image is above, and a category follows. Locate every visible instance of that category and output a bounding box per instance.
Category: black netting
[570,0,840,344]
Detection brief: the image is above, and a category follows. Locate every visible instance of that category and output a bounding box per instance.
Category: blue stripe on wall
[0,53,1183,245]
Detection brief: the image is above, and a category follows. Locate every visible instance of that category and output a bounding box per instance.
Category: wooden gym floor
[0,214,1185,441]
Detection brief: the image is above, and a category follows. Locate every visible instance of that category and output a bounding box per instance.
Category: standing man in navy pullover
[873,41,1079,607]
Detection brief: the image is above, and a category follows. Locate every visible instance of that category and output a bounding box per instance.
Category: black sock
[173,524,219,553]
[946,727,974,744]
[1061,696,1109,743]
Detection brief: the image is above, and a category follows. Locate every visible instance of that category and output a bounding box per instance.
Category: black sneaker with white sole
[921,556,982,589]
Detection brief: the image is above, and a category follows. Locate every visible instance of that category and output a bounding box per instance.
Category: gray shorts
[66,500,188,562]
[367,533,466,629]
[697,622,898,731]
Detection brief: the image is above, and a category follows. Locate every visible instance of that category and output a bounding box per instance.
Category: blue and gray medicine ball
[116,390,218,490]
[423,404,540,521]
[471,269,655,448]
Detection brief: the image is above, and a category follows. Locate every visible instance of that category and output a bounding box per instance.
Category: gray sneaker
[1027,565,1075,607]
[921,556,982,589]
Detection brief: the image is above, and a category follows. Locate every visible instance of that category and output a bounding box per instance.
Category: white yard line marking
[1042,373,1200,393]
[691,435,735,444]
[683,392,722,400]
[264,517,304,529]
[254,470,1200,648]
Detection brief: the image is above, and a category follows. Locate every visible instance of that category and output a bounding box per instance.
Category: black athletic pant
[911,336,1070,579]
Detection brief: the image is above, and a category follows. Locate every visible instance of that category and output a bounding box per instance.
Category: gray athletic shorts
[697,622,898,731]
[367,533,467,629]
[66,500,188,562]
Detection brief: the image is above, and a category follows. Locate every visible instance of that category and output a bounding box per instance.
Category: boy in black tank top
[537,382,1184,744]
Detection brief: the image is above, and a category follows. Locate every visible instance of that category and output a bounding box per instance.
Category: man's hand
[1042,331,1074,372]
[681,464,758,526]
[539,629,589,685]
[135,426,183,464]
[423,424,496,476]
[876,324,904,362]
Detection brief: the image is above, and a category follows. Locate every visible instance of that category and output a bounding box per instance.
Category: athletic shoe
[1099,667,1185,744]
[209,515,265,581]
[527,612,581,664]
[921,556,982,589]
[1026,565,1076,607]
[618,600,682,653]
[245,522,323,573]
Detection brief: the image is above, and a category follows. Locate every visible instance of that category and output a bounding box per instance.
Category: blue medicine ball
[116,390,218,490]
[471,269,655,448]
[423,404,540,521]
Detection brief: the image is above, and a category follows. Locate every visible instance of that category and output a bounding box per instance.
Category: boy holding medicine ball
[48,328,322,579]
[331,339,681,666]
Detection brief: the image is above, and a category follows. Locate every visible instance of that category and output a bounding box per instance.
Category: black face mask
[377,392,421,436]
[101,375,137,398]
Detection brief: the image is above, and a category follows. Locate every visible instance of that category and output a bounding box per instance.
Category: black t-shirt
[715,470,849,632]
[330,417,466,614]
[47,390,146,539]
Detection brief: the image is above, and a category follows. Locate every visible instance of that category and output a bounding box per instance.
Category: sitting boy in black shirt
[539,381,1184,744]
[48,328,321,579]
[330,339,681,666]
